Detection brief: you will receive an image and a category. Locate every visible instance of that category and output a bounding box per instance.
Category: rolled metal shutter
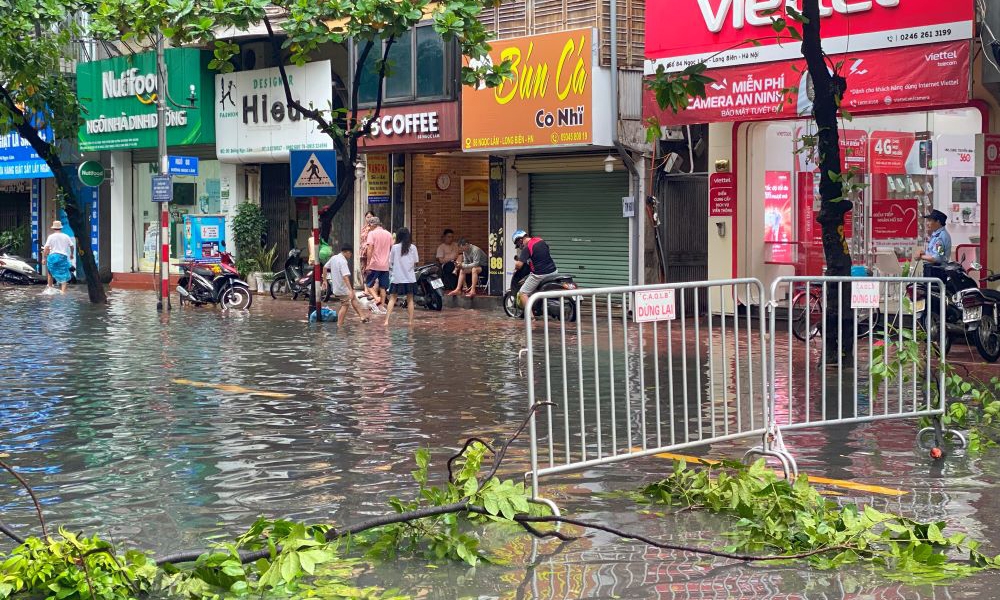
[529,172,629,289]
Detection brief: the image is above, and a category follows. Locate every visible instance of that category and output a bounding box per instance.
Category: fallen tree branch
[0,457,48,539]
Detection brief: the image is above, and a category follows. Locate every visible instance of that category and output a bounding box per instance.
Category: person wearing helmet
[513,229,558,310]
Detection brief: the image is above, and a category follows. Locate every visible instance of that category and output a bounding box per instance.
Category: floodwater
[1,286,998,599]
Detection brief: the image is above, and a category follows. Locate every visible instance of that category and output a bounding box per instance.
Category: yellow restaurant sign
[462,28,607,152]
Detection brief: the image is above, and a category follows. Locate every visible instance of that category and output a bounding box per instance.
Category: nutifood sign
[77,48,216,152]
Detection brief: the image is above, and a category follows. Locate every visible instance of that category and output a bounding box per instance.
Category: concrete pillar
[218,162,246,256]
[109,152,132,273]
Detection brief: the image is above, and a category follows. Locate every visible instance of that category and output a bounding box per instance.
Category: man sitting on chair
[447,238,488,298]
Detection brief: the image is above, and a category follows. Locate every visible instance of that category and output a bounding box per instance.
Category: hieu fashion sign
[76,49,216,151]
[215,61,334,163]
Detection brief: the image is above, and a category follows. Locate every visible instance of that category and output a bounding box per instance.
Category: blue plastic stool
[309,308,337,322]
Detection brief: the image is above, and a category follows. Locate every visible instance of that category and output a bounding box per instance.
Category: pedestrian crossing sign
[290,150,338,197]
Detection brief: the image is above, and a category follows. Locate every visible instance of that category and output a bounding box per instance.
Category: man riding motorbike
[512,229,559,311]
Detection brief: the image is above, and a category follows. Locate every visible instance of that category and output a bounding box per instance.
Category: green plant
[0,225,27,252]
[234,258,260,280]
[232,202,267,259]
[250,244,279,275]
[642,459,1000,584]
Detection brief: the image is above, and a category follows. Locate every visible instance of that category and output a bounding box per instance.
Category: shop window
[355,25,452,105]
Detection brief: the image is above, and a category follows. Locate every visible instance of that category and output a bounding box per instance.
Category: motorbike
[0,244,47,285]
[271,248,332,301]
[176,251,253,310]
[502,264,579,322]
[408,263,444,311]
[910,261,1000,362]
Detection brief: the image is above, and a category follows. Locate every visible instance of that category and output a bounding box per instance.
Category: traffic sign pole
[311,197,323,321]
[156,33,171,312]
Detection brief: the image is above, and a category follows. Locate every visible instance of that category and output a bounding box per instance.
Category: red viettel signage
[709,172,735,216]
[976,133,1000,177]
[644,0,974,74]
[643,41,970,126]
[871,198,919,239]
[869,130,917,174]
[797,128,869,174]
[358,101,460,152]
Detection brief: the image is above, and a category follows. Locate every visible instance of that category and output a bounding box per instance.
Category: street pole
[156,32,171,311]
[311,196,323,321]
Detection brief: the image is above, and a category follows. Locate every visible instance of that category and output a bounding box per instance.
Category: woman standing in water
[383,227,418,326]
[42,220,74,294]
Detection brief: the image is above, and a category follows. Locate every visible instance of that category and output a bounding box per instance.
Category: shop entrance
[0,189,30,255]
[742,107,986,292]
[530,172,629,289]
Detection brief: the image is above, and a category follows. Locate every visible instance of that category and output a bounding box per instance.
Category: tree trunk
[11,116,107,304]
[801,0,852,360]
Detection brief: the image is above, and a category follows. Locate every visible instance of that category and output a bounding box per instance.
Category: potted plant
[232,202,268,290]
[250,244,279,293]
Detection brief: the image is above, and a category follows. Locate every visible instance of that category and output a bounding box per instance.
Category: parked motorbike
[407,263,444,311]
[0,244,47,285]
[910,261,1000,362]
[176,252,253,310]
[270,248,331,301]
[502,264,579,322]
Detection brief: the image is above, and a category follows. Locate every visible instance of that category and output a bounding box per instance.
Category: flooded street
[1,286,999,599]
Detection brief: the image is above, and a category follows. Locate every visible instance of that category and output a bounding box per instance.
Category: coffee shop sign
[365,111,441,139]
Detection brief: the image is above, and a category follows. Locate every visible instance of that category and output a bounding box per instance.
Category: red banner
[977,133,1000,177]
[869,131,917,174]
[764,171,793,262]
[643,41,970,126]
[645,0,973,73]
[871,199,920,239]
[797,128,869,174]
[709,172,735,216]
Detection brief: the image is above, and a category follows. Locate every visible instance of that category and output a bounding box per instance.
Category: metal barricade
[766,276,965,477]
[522,279,771,511]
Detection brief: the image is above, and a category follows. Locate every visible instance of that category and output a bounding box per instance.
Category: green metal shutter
[529,172,629,289]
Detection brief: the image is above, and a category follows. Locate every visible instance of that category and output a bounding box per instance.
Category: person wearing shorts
[365,217,393,306]
[325,242,368,325]
[512,229,558,310]
[384,227,419,326]
[447,238,488,298]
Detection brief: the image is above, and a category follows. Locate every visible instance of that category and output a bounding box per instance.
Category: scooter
[502,263,579,322]
[177,252,253,310]
[271,248,331,301]
[413,263,444,311]
[910,261,1000,362]
[0,244,47,285]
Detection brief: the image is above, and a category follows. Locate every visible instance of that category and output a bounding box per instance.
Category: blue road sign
[152,175,173,203]
[290,150,338,197]
[167,155,199,176]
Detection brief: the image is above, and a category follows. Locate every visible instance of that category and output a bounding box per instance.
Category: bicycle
[789,280,882,342]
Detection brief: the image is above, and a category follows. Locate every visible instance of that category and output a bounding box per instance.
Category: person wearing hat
[914,209,952,265]
[42,220,75,294]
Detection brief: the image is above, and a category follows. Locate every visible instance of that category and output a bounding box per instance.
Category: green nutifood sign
[77,161,105,187]
[76,48,216,152]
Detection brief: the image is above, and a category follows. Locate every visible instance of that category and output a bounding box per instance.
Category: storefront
[355,101,491,286]
[0,126,54,263]
[462,28,627,290]
[643,0,993,295]
[77,48,217,276]
[215,60,336,257]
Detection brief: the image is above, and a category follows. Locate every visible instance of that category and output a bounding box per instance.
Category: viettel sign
[77,48,216,152]
[461,28,612,152]
[644,0,974,74]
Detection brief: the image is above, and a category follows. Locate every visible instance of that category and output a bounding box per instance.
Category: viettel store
[77,48,217,279]
[462,29,626,292]
[643,0,997,301]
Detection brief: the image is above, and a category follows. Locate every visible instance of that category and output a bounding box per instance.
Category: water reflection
[0,288,997,598]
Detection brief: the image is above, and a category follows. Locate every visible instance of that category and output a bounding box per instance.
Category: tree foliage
[94,0,512,238]
[0,0,107,303]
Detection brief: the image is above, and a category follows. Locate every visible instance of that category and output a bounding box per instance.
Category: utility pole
[156,32,171,311]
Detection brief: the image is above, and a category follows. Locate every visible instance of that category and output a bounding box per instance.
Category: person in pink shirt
[365,217,393,307]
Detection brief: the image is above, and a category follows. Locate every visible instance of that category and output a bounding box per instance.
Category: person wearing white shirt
[324,242,368,325]
[42,220,74,294]
[383,227,419,326]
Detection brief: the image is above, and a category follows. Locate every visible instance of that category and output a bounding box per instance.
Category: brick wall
[409,154,490,264]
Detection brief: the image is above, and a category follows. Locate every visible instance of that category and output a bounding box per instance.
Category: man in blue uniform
[914,209,951,264]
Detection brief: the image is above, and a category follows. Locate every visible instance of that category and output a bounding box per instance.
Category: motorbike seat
[982,289,1000,302]
[193,267,216,278]
[538,273,573,286]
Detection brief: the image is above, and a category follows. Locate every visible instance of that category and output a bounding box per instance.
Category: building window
[355,25,452,105]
